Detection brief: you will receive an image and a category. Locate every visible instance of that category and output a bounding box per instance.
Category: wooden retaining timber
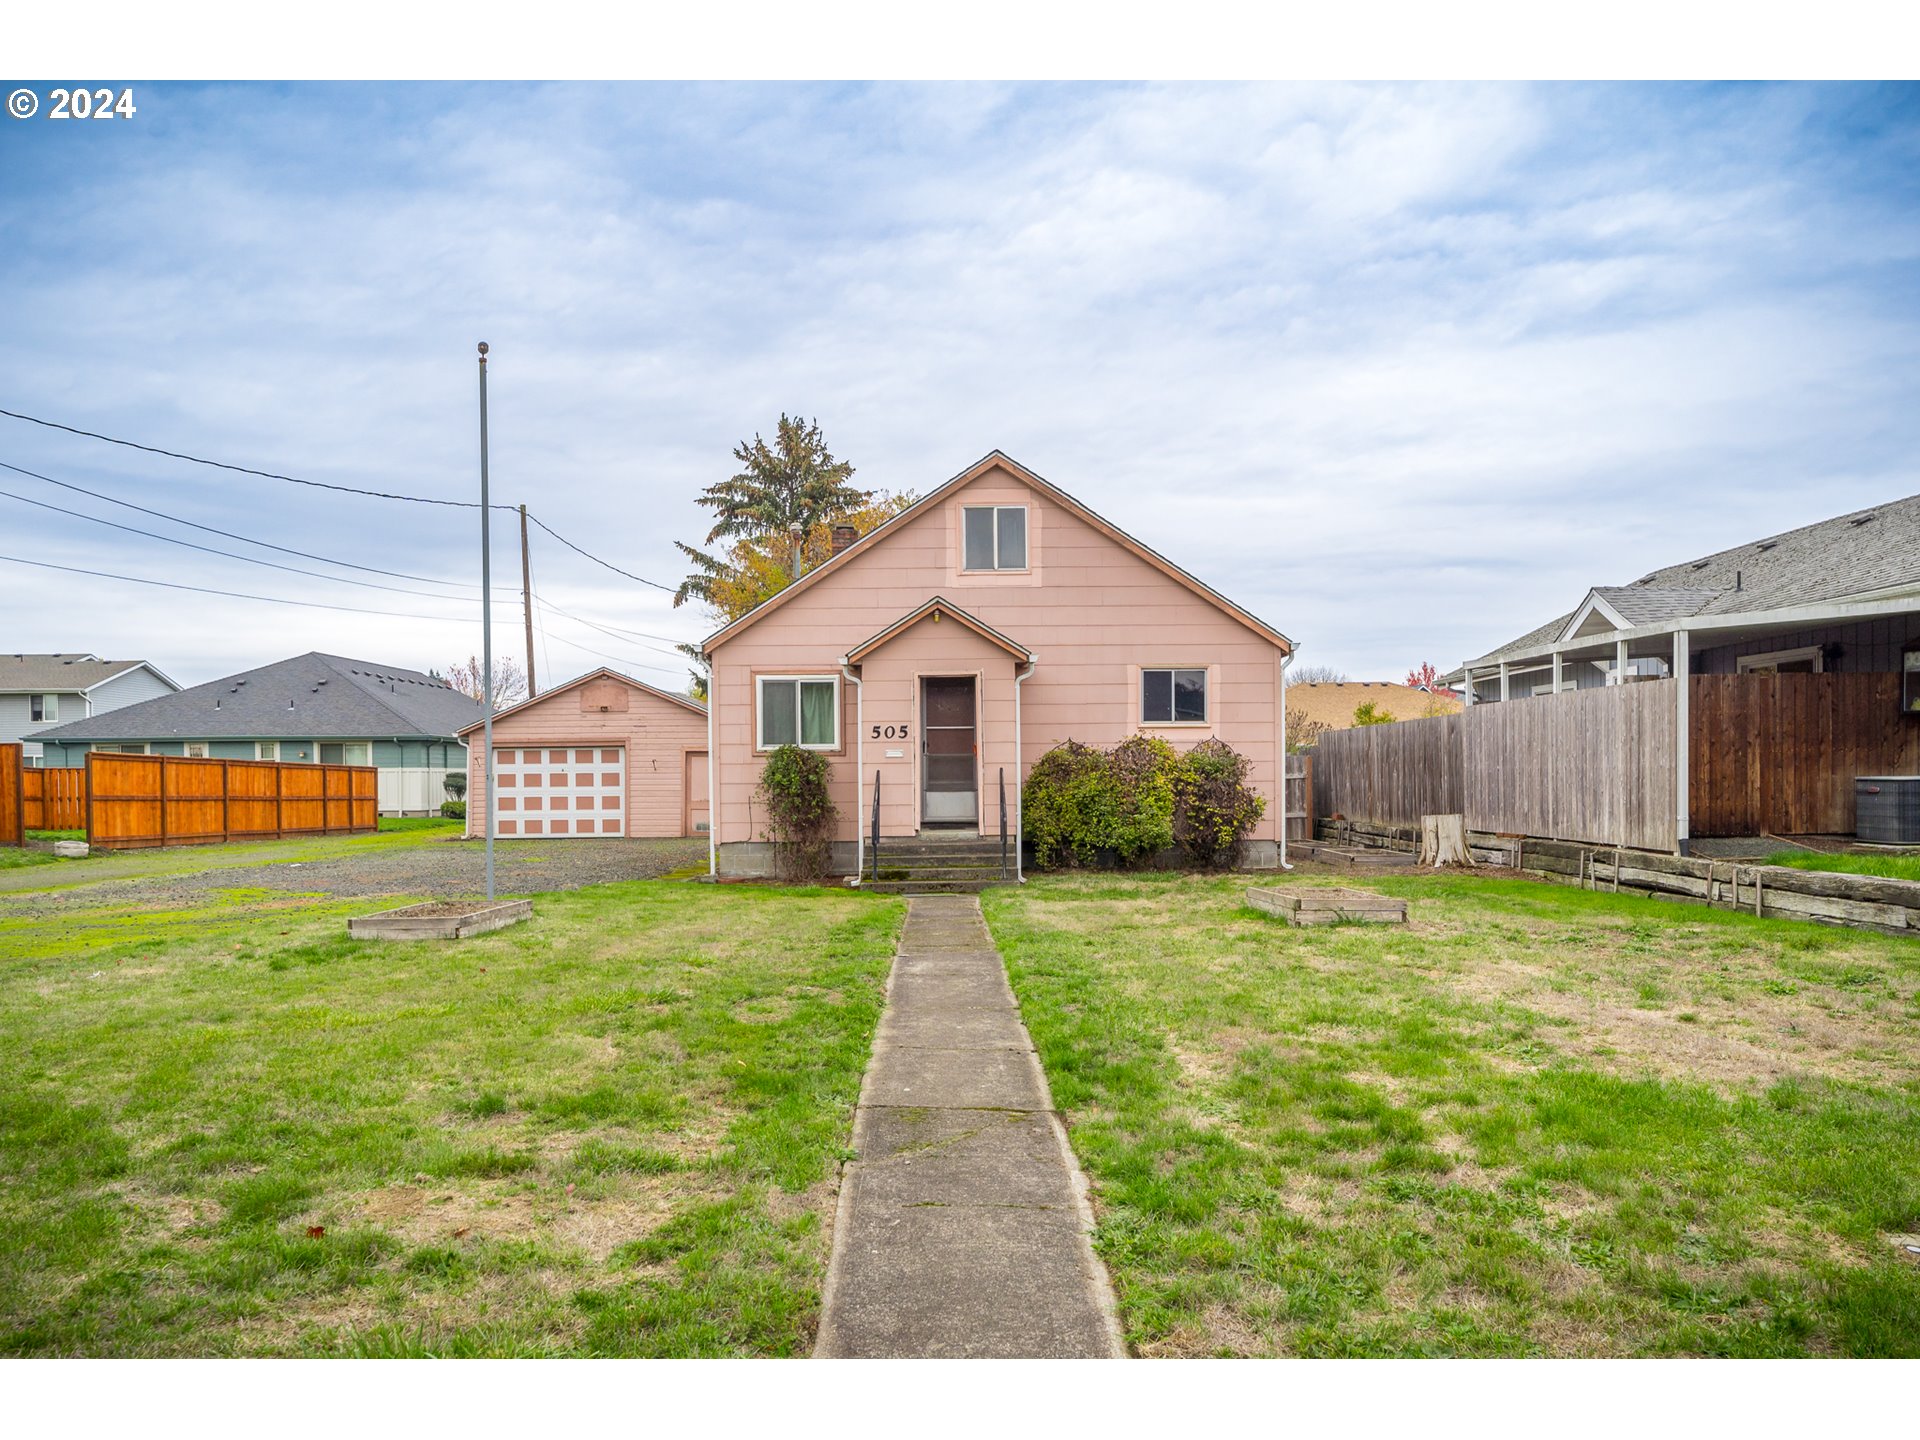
[22,767,86,831]
[1313,817,1920,937]
[85,753,378,850]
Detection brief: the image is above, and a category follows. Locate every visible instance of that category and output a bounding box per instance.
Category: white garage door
[492,746,625,837]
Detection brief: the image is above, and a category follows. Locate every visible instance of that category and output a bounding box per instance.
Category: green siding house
[35,652,484,815]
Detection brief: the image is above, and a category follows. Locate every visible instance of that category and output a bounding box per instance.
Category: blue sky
[1,81,1917,688]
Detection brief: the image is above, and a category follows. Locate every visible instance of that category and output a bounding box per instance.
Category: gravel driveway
[3,835,708,919]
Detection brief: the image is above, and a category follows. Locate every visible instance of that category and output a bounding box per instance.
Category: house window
[319,742,372,766]
[1737,646,1823,675]
[1142,668,1208,724]
[256,741,279,761]
[962,505,1028,571]
[91,743,148,755]
[757,676,839,750]
[28,694,57,723]
[184,742,209,758]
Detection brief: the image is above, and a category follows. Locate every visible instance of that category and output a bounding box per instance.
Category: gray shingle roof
[0,653,151,692]
[1461,491,1920,669]
[36,652,483,742]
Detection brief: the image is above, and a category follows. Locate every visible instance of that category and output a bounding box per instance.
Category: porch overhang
[1454,585,1920,686]
[841,596,1034,667]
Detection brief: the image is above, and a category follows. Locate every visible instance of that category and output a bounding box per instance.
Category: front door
[920,677,977,825]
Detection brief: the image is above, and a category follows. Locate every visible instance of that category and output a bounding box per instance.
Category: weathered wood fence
[1313,673,1920,851]
[1690,673,1920,836]
[0,744,22,846]
[1310,713,1463,829]
[1282,752,1315,842]
[1312,681,1678,852]
[86,753,378,850]
[23,767,87,831]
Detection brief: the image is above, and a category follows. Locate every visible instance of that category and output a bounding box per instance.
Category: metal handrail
[999,767,1008,879]
[870,769,881,882]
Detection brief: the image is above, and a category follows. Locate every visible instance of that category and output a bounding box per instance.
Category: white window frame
[1737,645,1824,674]
[961,504,1029,572]
[91,742,148,755]
[255,741,280,761]
[1141,667,1210,726]
[756,675,841,751]
[28,693,58,723]
[318,741,372,766]
[183,741,209,758]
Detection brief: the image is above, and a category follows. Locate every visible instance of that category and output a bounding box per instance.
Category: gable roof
[842,598,1034,666]
[35,652,483,742]
[455,667,705,736]
[1462,490,1920,670]
[702,451,1292,654]
[0,653,178,694]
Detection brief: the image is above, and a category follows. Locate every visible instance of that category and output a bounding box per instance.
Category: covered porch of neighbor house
[1455,595,1920,849]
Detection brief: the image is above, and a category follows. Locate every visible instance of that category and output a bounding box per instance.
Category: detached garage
[459,669,708,839]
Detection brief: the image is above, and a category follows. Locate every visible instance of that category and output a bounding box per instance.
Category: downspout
[1279,649,1294,871]
[1014,657,1035,882]
[841,661,864,883]
[705,658,717,877]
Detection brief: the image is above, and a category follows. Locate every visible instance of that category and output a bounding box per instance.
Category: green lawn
[1,877,902,1356]
[0,816,462,896]
[985,869,1920,1357]
[1768,849,1920,884]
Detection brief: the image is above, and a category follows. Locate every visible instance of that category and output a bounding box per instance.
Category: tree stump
[1419,814,1473,867]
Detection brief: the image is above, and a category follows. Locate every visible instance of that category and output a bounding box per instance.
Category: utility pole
[477,342,495,902]
[519,503,537,698]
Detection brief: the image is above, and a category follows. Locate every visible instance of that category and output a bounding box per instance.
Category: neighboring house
[1447,492,1920,704]
[35,652,482,815]
[0,653,180,765]
[1289,681,1461,734]
[460,668,709,839]
[700,450,1295,877]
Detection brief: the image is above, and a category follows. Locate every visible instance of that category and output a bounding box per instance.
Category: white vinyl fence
[377,767,463,816]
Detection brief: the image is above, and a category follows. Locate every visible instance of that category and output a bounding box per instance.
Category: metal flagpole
[478,342,495,902]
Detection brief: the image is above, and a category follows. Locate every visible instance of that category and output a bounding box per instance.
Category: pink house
[460,669,709,840]
[701,452,1296,879]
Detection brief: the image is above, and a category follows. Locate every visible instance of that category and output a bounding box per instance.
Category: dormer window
[963,505,1027,571]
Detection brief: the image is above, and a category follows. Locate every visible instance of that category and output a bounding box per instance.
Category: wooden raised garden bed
[349,898,532,940]
[1247,886,1408,926]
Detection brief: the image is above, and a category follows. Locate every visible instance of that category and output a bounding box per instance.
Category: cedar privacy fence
[0,744,22,846]
[23,767,87,831]
[1311,674,1920,853]
[84,752,377,850]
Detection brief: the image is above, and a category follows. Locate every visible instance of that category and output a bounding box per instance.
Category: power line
[0,484,489,603]
[530,594,694,658]
[530,605,682,678]
[4,408,685,597]
[0,406,497,509]
[0,459,481,590]
[0,552,515,624]
[524,513,676,593]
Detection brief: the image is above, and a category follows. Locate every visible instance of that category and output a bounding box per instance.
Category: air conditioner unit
[1857,776,1920,845]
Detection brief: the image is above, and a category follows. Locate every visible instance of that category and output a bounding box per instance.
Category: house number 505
[871,724,909,740]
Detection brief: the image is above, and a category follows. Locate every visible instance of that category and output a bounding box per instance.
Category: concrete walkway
[815,894,1124,1359]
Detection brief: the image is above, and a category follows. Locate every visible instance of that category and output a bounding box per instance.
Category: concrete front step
[859,878,1009,895]
[877,843,1010,860]
[871,865,1011,882]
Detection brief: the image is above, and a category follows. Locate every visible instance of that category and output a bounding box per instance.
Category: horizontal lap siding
[465,683,708,838]
[708,466,1285,846]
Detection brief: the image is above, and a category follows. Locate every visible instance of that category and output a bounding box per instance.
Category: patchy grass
[26,829,85,842]
[985,868,1920,1358]
[0,849,60,873]
[0,879,901,1356]
[0,817,462,897]
[1768,849,1920,884]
